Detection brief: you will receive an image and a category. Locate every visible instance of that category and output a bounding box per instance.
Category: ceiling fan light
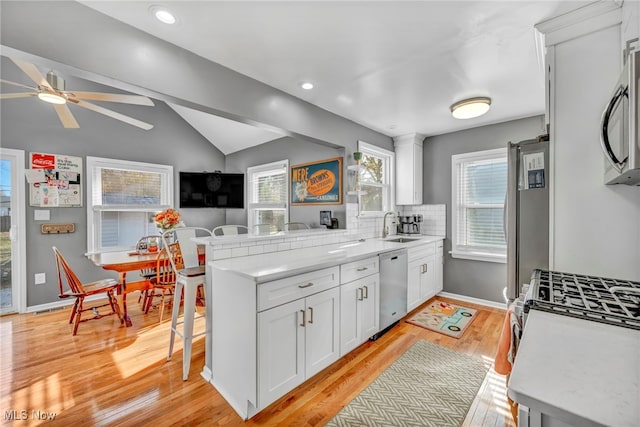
[450,97,491,119]
[37,92,66,105]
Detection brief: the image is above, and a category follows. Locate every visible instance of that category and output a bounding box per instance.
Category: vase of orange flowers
[154,208,184,235]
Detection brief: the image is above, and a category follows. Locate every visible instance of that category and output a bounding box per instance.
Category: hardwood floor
[1,295,516,426]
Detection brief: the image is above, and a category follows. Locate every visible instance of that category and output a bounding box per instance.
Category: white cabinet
[622,0,640,58]
[340,274,379,356]
[257,268,340,409]
[339,256,380,356]
[407,241,443,312]
[394,133,424,205]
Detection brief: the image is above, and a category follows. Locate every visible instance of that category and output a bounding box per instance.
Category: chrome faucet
[382,211,396,238]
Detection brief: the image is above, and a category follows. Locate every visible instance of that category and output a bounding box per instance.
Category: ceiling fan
[0,58,154,130]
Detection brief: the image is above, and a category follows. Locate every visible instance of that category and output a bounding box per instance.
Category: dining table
[88,250,158,327]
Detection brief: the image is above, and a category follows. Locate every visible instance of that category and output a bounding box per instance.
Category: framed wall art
[291,157,342,205]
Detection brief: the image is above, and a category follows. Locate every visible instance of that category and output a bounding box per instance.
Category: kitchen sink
[385,237,420,243]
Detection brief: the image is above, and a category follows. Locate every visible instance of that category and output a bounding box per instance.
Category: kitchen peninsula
[198,231,443,420]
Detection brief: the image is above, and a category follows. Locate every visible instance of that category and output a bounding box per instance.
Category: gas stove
[523,269,640,330]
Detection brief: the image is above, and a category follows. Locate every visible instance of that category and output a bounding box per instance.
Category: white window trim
[357,141,395,217]
[451,147,507,263]
[86,156,173,254]
[247,159,289,230]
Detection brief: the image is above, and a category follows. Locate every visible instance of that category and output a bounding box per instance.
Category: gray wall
[225,137,346,228]
[423,115,546,302]
[1,59,226,307]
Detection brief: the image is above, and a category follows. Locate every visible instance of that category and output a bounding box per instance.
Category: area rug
[406,300,477,338]
[326,340,488,427]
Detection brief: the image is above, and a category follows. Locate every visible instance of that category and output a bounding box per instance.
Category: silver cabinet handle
[356,267,368,272]
[300,309,306,327]
[298,282,314,288]
[308,306,314,324]
[363,285,369,299]
[357,287,364,301]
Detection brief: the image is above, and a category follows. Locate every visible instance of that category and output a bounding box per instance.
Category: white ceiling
[80,1,591,148]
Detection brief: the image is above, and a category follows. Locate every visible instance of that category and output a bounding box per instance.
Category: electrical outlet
[35,273,46,285]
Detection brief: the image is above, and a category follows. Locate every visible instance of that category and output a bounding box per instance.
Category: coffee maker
[397,214,422,235]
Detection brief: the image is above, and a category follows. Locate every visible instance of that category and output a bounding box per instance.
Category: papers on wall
[27,152,82,207]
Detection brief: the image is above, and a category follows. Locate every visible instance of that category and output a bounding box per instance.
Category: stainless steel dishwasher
[373,249,408,339]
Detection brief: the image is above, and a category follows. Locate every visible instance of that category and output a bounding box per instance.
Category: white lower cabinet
[257,286,340,409]
[339,273,380,356]
[407,241,443,312]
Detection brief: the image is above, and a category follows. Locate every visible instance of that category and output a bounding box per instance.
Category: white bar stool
[163,227,211,381]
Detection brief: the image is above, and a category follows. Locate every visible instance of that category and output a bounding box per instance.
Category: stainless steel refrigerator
[506,135,550,300]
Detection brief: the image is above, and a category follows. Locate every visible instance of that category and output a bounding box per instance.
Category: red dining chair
[52,247,123,336]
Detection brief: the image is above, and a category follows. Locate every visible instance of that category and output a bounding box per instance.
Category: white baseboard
[26,294,105,314]
[437,292,507,310]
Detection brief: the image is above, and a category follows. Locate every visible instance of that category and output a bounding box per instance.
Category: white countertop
[508,310,640,427]
[208,235,443,283]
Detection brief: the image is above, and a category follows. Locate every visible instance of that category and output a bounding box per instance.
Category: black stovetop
[524,269,640,330]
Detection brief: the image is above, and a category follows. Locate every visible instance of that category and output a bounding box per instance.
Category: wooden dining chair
[135,235,161,308]
[144,243,183,322]
[52,247,123,336]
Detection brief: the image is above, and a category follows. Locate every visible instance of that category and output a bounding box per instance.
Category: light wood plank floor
[1,295,516,426]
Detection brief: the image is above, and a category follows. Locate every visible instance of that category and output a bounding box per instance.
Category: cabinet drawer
[258,266,339,311]
[340,256,379,283]
[408,243,435,261]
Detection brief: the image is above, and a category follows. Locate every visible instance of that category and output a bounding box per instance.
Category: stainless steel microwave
[600,50,640,185]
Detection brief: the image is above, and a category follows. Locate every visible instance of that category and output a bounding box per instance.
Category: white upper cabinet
[622,0,640,59]
[394,133,424,205]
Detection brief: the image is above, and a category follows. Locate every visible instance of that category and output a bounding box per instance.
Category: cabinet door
[305,287,340,378]
[420,255,436,301]
[360,273,380,340]
[407,259,422,311]
[258,298,306,409]
[340,279,362,356]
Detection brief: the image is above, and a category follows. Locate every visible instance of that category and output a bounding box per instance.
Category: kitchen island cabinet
[204,235,443,420]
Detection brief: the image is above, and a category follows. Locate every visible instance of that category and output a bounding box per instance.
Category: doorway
[0,148,26,314]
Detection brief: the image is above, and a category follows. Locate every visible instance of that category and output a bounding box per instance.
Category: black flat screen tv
[179,172,245,209]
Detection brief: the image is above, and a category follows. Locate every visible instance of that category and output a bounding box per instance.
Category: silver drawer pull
[298,282,314,288]
[357,287,364,301]
[363,285,368,299]
[300,309,306,327]
[308,306,314,324]
[356,267,368,272]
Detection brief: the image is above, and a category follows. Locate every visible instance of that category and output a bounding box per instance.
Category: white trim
[547,45,556,272]
[25,294,104,314]
[0,148,26,314]
[449,250,506,264]
[437,292,507,310]
[535,0,621,46]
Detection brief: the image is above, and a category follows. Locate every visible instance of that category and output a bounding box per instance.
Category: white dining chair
[212,225,249,236]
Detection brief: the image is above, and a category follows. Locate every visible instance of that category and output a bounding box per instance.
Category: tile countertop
[508,310,640,427]
[203,235,443,283]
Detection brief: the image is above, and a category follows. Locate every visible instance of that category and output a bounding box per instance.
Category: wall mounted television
[179,172,245,209]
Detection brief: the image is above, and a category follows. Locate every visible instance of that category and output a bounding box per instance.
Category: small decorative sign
[28,152,82,207]
[291,157,342,205]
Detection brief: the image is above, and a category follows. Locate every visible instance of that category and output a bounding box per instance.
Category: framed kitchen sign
[291,157,342,205]
[27,152,82,207]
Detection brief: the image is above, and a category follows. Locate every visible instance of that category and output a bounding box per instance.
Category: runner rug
[326,340,488,427]
[406,300,477,338]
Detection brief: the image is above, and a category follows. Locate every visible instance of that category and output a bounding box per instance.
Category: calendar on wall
[27,152,82,207]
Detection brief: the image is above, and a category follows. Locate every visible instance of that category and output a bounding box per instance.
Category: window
[451,148,507,263]
[87,157,173,253]
[358,141,394,215]
[247,160,288,231]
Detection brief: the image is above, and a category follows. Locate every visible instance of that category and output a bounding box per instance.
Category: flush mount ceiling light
[37,92,66,105]
[301,82,314,90]
[150,5,176,24]
[450,97,491,119]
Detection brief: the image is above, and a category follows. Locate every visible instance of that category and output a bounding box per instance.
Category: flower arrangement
[154,208,184,231]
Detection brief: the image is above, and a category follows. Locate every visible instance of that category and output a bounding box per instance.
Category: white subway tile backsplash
[278,242,291,251]
[231,247,249,257]
[248,245,264,255]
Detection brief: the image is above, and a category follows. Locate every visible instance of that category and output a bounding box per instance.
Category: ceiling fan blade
[70,92,154,106]
[11,59,54,91]
[53,104,80,128]
[1,79,37,91]
[0,92,37,100]
[74,99,153,130]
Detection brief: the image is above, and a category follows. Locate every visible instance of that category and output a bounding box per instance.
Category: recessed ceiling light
[150,5,176,24]
[450,97,491,119]
[301,82,314,90]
